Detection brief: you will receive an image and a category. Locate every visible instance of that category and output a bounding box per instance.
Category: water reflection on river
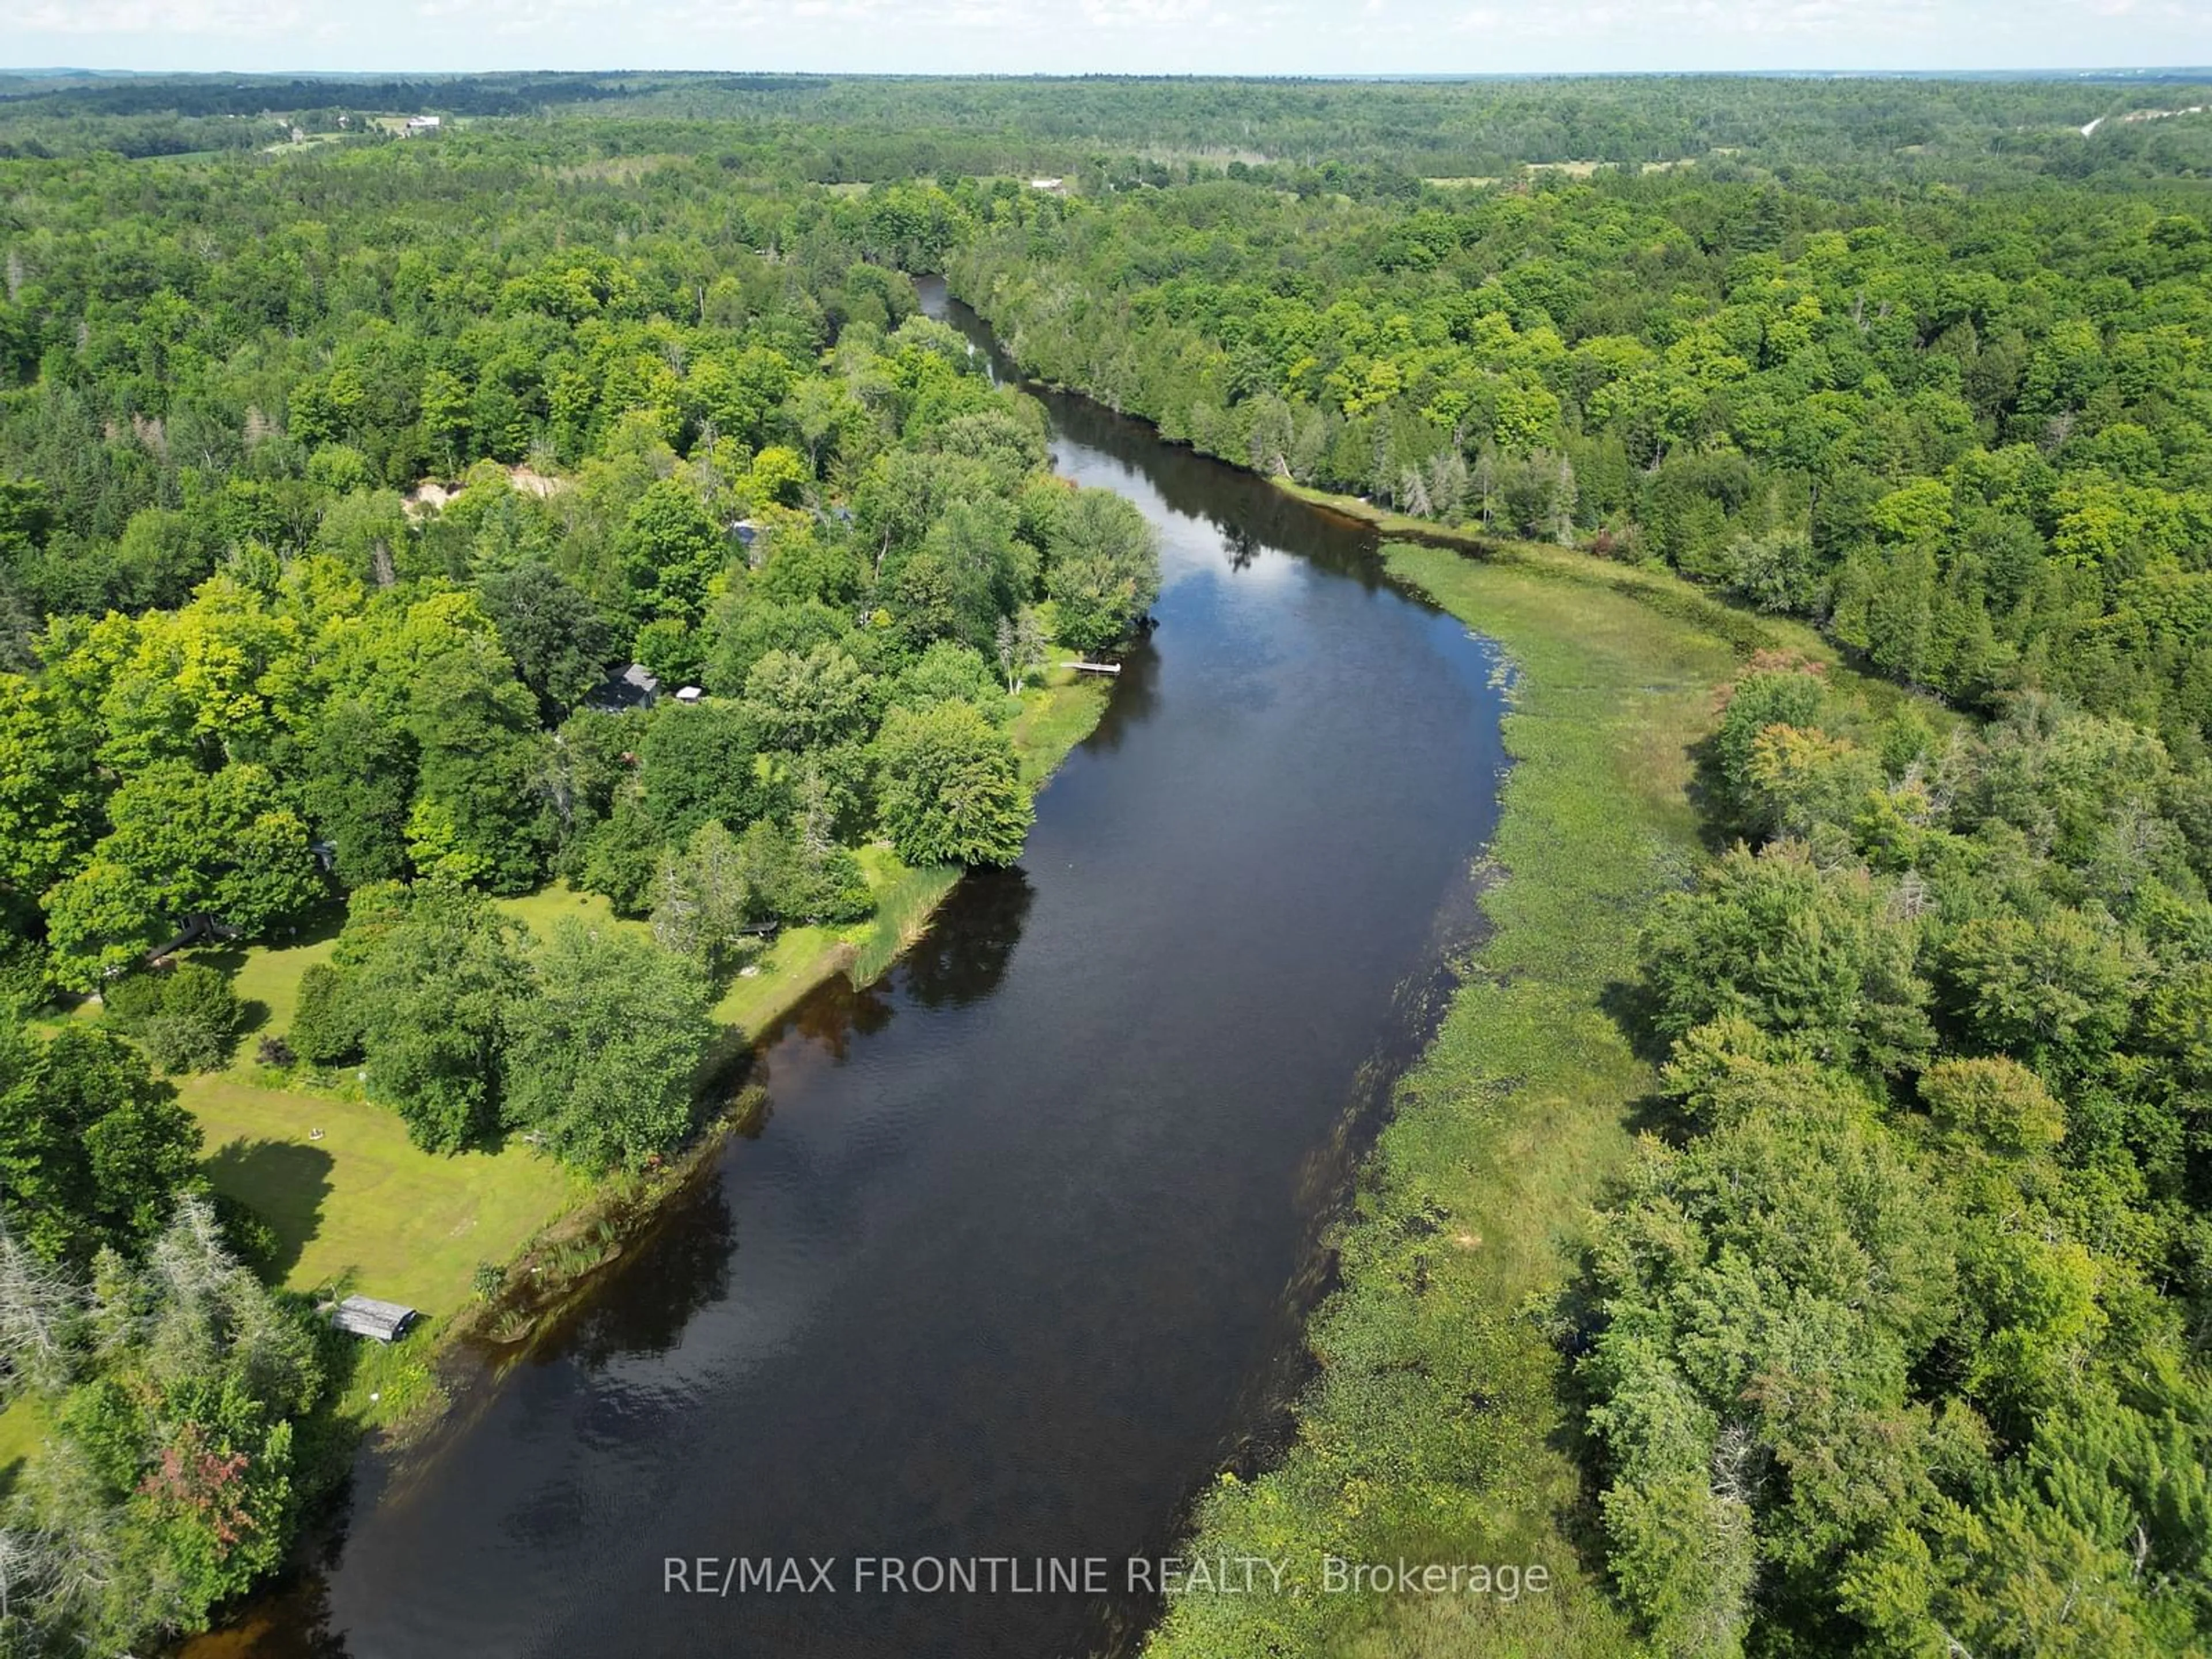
[201,278,1507,1659]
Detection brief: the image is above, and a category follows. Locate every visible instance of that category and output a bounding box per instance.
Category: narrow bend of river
[207,279,1508,1659]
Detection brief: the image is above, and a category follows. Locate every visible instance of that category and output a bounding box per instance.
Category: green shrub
[132,963,244,1073]
[289,962,362,1066]
[100,970,168,1033]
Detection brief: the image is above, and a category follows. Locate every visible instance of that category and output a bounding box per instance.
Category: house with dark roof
[586,662,660,713]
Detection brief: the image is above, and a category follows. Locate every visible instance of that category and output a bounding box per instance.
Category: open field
[183,1072,581,1317]
[492,881,638,942]
[176,852,959,1327]
[169,901,575,1322]
[1148,539,1835,1658]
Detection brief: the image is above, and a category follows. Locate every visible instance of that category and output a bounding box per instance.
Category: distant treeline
[5,72,2212,180]
[0,73,647,119]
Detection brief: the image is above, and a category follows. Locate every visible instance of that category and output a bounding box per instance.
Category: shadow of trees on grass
[205,1137,335,1282]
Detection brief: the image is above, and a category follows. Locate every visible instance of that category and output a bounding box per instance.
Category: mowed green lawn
[194,912,341,1065]
[502,878,864,1032]
[172,857,960,1321]
[183,1073,580,1317]
[161,672,1111,1321]
[164,906,575,1317]
[494,849,959,1036]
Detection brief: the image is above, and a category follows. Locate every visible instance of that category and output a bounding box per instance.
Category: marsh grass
[1146,540,1828,1659]
[844,859,964,988]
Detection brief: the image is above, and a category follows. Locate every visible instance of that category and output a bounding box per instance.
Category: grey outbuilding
[330,1295,420,1343]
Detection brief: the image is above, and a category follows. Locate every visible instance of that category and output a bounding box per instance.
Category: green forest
[0,103,1160,1654]
[937,88,2212,1659]
[1,67,2210,1658]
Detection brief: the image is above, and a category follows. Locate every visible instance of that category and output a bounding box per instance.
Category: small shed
[586,661,660,713]
[331,1295,419,1343]
[674,685,704,704]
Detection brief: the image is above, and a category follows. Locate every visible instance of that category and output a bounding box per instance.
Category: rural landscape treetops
[0,63,2209,1659]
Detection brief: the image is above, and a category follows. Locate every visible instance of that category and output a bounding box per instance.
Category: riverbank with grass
[1146,539,1845,1658]
[1267,476,1502,553]
[11,672,1114,1488]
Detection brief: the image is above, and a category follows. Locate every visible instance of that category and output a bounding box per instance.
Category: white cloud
[1449,0,1945,41]
[1,0,312,35]
[1076,0,1233,27]
[0,0,2206,75]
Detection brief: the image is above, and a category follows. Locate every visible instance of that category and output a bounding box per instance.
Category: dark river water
[204,281,1507,1659]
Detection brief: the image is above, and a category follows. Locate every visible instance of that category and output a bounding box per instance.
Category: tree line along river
[195,277,1510,1659]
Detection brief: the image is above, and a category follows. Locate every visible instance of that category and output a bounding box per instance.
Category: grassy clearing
[179,666,1113,1313]
[1148,540,1827,1659]
[260,132,349,154]
[0,664,1120,1497]
[0,1394,49,1498]
[711,921,857,1029]
[495,858,959,1035]
[1012,672,1113,788]
[702,849,959,1033]
[184,1072,581,1319]
[494,882,635,942]
[173,907,344,1066]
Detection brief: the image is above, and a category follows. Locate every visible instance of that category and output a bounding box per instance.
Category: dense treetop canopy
[0,70,2209,1659]
[0,97,1174,1658]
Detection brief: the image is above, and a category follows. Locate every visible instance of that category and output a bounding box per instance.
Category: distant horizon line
[4,65,2211,83]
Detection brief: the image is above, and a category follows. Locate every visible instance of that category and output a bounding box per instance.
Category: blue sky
[0,0,2206,78]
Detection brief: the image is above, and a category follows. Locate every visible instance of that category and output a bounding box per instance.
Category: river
[206,279,1508,1659]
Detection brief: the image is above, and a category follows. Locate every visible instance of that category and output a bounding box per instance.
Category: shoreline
[1263,476,1508,556]
[427,671,1115,1368]
[164,669,1119,1653]
[368,668,1111,1385]
[1142,540,1832,1657]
